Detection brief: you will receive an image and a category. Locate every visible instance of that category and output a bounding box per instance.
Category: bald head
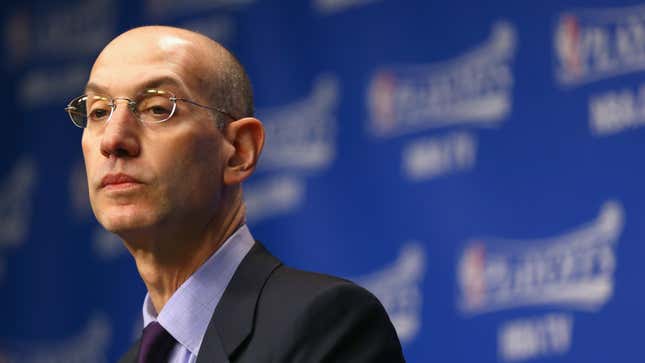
[91,25,253,122]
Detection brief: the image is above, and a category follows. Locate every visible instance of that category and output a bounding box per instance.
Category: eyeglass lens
[66,90,177,128]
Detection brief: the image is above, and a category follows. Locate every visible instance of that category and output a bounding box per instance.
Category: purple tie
[137,321,176,363]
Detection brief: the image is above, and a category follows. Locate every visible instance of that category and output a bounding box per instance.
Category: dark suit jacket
[118,242,406,362]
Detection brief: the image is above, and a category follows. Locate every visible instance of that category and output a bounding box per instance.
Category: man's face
[82,31,227,240]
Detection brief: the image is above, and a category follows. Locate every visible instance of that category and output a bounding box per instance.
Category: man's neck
[124,196,246,314]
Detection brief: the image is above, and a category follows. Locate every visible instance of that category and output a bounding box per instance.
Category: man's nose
[99,102,141,158]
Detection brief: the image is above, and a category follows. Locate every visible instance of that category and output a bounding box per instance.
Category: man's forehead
[88,47,203,97]
[96,28,215,68]
[85,73,188,96]
[87,27,223,97]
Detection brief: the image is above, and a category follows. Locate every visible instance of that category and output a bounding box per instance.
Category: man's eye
[136,95,173,121]
[141,105,172,120]
[150,106,170,115]
[89,108,110,120]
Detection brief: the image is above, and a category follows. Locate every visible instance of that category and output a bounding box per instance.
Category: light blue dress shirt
[141,224,255,363]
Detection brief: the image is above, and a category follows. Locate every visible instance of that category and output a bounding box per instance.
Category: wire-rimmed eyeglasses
[64,89,236,128]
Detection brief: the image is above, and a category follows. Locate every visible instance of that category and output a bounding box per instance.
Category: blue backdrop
[2,0,645,362]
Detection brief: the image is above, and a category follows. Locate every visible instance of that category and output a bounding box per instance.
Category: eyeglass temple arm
[172,97,237,121]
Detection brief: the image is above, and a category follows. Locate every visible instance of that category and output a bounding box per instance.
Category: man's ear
[223,117,265,185]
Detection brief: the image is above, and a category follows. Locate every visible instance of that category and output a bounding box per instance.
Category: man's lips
[100,173,143,188]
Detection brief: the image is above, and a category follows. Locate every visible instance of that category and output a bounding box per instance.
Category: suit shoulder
[251,265,405,362]
[256,265,387,323]
[264,265,376,302]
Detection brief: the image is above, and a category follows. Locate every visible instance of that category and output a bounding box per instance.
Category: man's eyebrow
[139,76,184,91]
[84,82,107,94]
[84,76,185,95]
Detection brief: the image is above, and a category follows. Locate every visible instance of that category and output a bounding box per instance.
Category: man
[67,25,405,362]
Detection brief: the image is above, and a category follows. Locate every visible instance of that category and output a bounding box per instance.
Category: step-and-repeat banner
[2,0,645,362]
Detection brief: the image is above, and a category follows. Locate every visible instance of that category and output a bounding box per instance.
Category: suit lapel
[196,242,281,363]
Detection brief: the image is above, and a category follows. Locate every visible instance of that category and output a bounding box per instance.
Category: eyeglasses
[64,89,236,128]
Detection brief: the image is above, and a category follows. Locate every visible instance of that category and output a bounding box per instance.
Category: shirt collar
[141,224,255,355]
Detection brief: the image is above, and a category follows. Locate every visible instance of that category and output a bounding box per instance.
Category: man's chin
[98,212,158,238]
